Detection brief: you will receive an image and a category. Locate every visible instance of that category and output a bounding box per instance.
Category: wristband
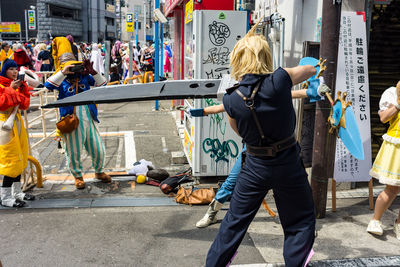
[395,103,400,110]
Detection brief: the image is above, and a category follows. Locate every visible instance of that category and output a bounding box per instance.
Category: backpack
[159,168,192,194]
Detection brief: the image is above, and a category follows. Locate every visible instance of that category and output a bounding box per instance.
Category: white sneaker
[367,219,383,236]
[394,220,400,240]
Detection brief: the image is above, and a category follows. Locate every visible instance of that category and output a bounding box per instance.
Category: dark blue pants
[206,153,315,267]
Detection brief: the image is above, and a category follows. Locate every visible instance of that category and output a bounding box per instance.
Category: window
[106,17,114,26]
[134,5,142,14]
[48,4,79,20]
[132,22,142,30]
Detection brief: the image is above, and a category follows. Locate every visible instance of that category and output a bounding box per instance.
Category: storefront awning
[164,0,184,16]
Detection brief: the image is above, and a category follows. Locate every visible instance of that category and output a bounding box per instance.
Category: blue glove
[189,108,205,117]
[306,79,321,102]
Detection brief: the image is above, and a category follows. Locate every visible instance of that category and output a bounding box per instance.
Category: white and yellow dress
[370,87,400,186]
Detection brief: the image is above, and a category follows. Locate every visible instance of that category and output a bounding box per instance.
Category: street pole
[0,3,2,41]
[136,13,139,46]
[119,0,122,40]
[160,23,163,78]
[154,0,160,110]
[24,10,28,41]
[144,0,146,43]
[128,40,133,79]
[310,0,342,219]
[105,40,111,82]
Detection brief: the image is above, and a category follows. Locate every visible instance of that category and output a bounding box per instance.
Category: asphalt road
[2,100,400,267]
[0,206,265,267]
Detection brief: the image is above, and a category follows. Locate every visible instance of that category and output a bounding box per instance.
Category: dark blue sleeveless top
[223,68,299,164]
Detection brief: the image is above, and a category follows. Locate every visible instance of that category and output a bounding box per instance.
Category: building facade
[120,0,154,43]
[37,0,83,42]
[82,0,117,42]
[37,0,117,42]
[0,0,38,41]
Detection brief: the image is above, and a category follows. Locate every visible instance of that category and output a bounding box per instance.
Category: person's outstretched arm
[284,65,317,86]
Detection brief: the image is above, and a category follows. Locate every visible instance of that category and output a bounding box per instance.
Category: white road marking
[29,131,129,138]
[115,136,124,168]
[29,130,136,171]
[161,136,168,153]
[124,131,136,169]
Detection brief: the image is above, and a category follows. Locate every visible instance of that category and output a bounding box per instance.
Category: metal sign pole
[128,40,133,79]
[160,23,164,78]
[135,12,139,46]
[25,10,28,41]
[0,4,2,41]
[144,1,146,43]
[154,0,160,110]
[104,40,111,82]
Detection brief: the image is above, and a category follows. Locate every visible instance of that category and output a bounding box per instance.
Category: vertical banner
[334,11,372,182]
[28,10,36,30]
[185,0,194,24]
[126,13,134,33]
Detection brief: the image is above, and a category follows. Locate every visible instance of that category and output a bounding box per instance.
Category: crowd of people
[0,36,173,84]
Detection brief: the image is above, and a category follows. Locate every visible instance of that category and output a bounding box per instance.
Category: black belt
[246,134,297,157]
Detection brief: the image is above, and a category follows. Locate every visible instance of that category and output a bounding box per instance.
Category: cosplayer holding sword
[204,22,319,267]
[192,81,330,228]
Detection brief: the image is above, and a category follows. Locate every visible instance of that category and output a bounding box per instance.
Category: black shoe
[23,194,35,201]
[14,199,26,208]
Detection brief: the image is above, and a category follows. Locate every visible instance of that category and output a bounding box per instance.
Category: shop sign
[28,10,36,30]
[106,4,116,13]
[126,13,133,33]
[164,0,183,17]
[185,0,194,24]
[374,0,391,4]
[0,22,21,33]
[334,11,372,182]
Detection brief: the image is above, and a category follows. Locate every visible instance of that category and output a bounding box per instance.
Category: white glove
[317,77,331,97]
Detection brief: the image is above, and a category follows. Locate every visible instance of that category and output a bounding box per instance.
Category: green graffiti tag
[205,98,226,136]
[202,138,239,163]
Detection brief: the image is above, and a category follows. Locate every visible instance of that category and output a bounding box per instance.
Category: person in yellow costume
[0,59,35,207]
[0,43,14,69]
[367,81,400,240]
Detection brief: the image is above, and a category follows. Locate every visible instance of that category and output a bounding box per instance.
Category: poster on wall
[333,11,372,182]
[185,0,194,24]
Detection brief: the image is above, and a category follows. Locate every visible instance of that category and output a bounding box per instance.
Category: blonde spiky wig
[230,19,273,81]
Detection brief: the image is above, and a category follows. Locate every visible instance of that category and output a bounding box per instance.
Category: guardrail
[25,88,59,149]
[123,71,154,84]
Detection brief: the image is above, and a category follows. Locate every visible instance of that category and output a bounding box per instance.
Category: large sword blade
[42,79,221,109]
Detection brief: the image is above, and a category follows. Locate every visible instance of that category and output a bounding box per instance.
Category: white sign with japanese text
[334,11,372,182]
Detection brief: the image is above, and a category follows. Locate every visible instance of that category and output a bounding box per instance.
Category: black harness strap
[234,80,266,142]
[234,78,297,157]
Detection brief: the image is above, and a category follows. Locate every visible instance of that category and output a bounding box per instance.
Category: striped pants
[63,105,105,178]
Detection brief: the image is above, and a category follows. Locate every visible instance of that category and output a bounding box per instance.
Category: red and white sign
[164,0,183,16]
